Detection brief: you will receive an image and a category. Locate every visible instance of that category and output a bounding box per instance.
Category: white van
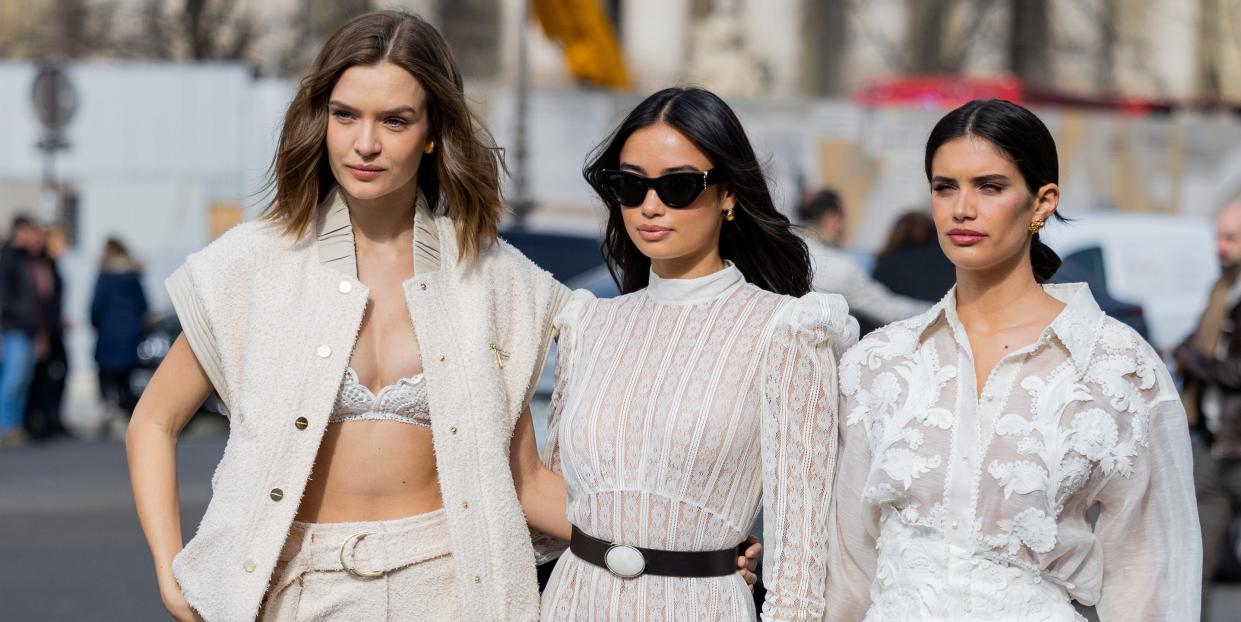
[1043,213,1216,351]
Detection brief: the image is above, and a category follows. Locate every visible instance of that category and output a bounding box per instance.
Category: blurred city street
[0,422,226,621]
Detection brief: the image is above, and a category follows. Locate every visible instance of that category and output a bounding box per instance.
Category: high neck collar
[646,261,744,305]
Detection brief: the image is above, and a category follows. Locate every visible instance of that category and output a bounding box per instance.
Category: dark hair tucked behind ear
[584,87,811,296]
[925,99,1064,283]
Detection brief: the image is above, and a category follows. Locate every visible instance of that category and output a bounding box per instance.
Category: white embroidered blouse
[827,283,1200,621]
[540,263,858,621]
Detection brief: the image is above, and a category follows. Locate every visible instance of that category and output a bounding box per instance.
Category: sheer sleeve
[759,293,857,621]
[531,288,593,564]
[824,337,879,620]
[1091,349,1201,621]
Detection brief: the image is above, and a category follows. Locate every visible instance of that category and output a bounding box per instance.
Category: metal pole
[41,144,57,223]
[512,0,532,228]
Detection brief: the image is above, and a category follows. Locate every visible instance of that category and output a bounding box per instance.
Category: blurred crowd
[0,214,147,448]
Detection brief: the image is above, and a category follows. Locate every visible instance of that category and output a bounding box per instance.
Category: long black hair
[924,99,1064,283]
[584,87,811,296]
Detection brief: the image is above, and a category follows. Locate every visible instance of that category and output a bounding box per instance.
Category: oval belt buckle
[604,544,646,579]
[339,531,383,579]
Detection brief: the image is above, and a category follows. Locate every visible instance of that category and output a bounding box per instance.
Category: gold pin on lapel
[490,343,510,369]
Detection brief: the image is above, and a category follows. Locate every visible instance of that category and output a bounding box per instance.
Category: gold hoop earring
[724,207,735,222]
[1028,218,1045,235]
[424,140,436,154]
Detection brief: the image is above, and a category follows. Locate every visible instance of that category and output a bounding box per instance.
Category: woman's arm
[1093,393,1201,620]
[125,334,214,622]
[509,404,571,540]
[759,295,854,621]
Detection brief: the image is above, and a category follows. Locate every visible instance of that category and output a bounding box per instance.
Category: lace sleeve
[531,289,593,564]
[1091,347,1201,620]
[759,293,855,621]
[825,337,879,621]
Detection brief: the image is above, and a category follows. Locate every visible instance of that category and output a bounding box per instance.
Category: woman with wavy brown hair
[125,10,577,621]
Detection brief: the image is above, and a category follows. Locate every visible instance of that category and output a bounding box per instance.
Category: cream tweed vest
[166,189,567,621]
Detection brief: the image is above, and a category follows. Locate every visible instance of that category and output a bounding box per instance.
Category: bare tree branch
[942,0,1003,71]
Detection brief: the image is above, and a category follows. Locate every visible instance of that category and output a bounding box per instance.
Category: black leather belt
[569,525,742,579]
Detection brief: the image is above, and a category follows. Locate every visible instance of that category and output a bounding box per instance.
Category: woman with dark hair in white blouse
[826,99,1200,621]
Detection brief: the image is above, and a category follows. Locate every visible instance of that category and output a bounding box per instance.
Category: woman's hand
[737,534,762,592]
[127,335,214,622]
[159,574,204,622]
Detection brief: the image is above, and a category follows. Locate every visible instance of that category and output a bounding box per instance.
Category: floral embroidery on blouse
[826,283,1200,622]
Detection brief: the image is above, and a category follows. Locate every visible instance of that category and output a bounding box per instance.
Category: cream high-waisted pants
[260,509,462,621]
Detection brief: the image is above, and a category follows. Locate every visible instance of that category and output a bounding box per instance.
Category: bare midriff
[294,420,442,523]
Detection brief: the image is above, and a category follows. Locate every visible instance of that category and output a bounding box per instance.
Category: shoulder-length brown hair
[263,9,506,261]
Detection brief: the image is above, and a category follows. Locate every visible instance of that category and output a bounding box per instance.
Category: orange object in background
[533,0,630,89]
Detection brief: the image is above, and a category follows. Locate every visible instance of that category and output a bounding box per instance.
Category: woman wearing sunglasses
[826,100,1199,620]
[513,87,858,620]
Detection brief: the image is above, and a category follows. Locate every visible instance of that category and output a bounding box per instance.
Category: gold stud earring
[724,207,735,222]
[1029,218,1045,235]
[424,140,436,154]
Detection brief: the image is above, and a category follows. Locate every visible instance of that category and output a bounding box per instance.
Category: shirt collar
[313,186,442,278]
[646,261,745,305]
[916,282,1103,372]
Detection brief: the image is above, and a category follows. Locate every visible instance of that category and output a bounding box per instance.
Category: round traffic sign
[31,64,78,131]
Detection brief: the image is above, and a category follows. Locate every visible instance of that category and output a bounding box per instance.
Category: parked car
[1050,250,1150,341]
[131,312,225,416]
[1042,213,1216,351]
[500,229,605,284]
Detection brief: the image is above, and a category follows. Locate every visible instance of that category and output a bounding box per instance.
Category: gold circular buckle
[339,531,383,579]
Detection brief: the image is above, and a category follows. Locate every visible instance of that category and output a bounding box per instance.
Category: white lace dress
[826,283,1201,621]
[538,263,858,621]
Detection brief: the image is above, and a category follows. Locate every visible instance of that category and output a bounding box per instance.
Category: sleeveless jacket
[166,189,567,621]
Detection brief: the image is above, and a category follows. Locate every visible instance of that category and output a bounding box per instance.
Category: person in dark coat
[90,237,148,420]
[872,209,957,303]
[24,227,68,439]
[1177,201,1241,619]
[0,215,44,447]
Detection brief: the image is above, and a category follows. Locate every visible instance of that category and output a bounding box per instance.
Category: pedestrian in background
[1175,199,1241,621]
[872,209,956,302]
[91,237,148,429]
[0,215,44,447]
[797,189,928,334]
[24,226,68,440]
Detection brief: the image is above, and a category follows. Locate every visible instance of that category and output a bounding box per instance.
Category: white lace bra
[328,367,431,427]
